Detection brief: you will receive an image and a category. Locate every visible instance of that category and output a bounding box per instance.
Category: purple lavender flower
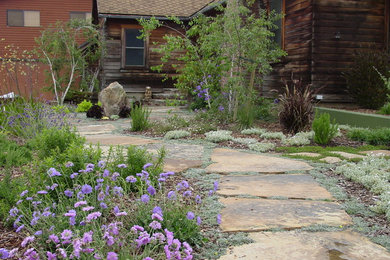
[197,216,202,225]
[147,185,156,196]
[70,172,78,179]
[74,201,87,207]
[50,183,58,190]
[167,191,176,200]
[47,251,56,260]
[117,163,127,168]
[195,195,202,204]
[141,194,150,204]
[77,191,85,200]
[86,163,94,169]
[213,181,219,191]
[97,192,105,201]
[183,190,192,197]
[107,252,118,260]
[82,206,95,212]
[64,210,76,218]
[20,190,28,197]
[82,231,93,244]
[103,169,110,177]
[0,248,9,259]
[15,224,24,232]
[48,167,61,177]
[65,161,74,168]
[152,206,163,216]
[113,186,123,196]
[61,229,73,240]
[81,184,93,194]
[125,175,137,183]
[143,257,154,260]
[111,172,120,181]
[49,234,60,244]
[131,225,144,233]
[143,163,153,169]
[98,160,106,168]
[37,190,48,195]
[152,232,166,243]
[21,235,35,247]
[152,213,163,222]
[64,189,73,198]
[26,196,33,201]
[96,178,104,183]
[34,230,42,236]
[9,207,18,217]
[136,232,151,247]
[149,221,162,230]
[217,214,222,224]
[86,211,102,222]
[58,248,67,258]
[165,229,174,245]
[218,105,225,112]
[100,202,108,209]
[186,211,195,220]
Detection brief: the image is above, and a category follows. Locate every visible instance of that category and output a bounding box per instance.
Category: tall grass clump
[312,112,338,145]
[278,78,314,134]
[131,105,151,131]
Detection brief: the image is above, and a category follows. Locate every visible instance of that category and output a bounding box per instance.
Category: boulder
[99,82,129,117]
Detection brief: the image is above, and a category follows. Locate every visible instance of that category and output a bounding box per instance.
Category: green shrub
[205,130,233,143]
[131,105,150,131]
[0,172,27,222]
[248,142,276,152]
[51,104,70,113]
[164,130,191,140]
[344,48,390,109]
[29,127,85,159]
[378,102,390,115]
[312,112,338,145]
[237,103,256,129]
[347,127,390,146]
[260,131,286,140]
[76,99,93,112]
[0,133,32,168]
[282,131,313,146]
[241,128,267,135]
[278,78,314,134]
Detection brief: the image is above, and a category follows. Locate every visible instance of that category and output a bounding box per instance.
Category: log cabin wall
[262,0,313,98]
[311,0,387,102]
[100,18,184,92]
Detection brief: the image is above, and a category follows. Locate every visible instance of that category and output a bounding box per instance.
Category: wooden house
[97,0,389,103]
[0,0,93,99]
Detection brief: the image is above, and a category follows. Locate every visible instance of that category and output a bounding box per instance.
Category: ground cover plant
[347,127,390,146]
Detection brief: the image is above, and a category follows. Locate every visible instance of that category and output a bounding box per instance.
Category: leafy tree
[35,19,103,105]
[139,0,285,121]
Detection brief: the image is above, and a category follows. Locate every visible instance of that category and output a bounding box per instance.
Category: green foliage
[378,102,390,115]
[76,99,93,112]
[139,1,286,120]
[0,133,32,168]
[51,104,71,113]
[312,112,338,145]
[164,130,191,140]
[281,131,313,146]
[29,127,85,159]
[35,19,103,105]
[347,127,390,146]
[130,105,151,131]
[0,172,27,221]
[237,102,256,129]
[241,128,267,135]
[343,48,390,109]
[205,130,233,143]
[248,142,275,152]
[279,78,314,134]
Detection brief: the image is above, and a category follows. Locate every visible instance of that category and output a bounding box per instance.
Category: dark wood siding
[262,0,313,97]
[311,0,386,102]
[101,19,183,91]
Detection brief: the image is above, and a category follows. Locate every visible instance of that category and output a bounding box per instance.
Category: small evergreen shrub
[205,130,233,143]
[86,105,103,119]
[130,105,150,131]
[76,99,93,112]
[248,142,275,152]
[344,48,390,109]
[279,78,314,134]
[260,131,286,140]
[378,102,390,115]
[347,127,390,146]
[164,130,191,140]
[233,138,258,145]
[312,112,338,145]
[241,128,267,135]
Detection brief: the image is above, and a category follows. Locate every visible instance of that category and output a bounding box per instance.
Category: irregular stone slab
[77,124,116,135]
[219,197,351,232]
[206,148,313,174]
[330,151,365,159]
[147,143,204,161]
[360,150,390,157]
[219,231,390,260]
[85,134,160,146]
[163,158,203,173]
[218,174,333,200]
[320,157,342,164]
[290,152,321,158]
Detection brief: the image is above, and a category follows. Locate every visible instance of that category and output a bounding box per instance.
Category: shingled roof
[97,0,219,18]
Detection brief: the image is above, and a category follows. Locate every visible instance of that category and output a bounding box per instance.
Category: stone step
[152,92,186,100]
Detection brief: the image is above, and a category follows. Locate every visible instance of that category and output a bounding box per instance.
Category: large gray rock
[99,82,129,117]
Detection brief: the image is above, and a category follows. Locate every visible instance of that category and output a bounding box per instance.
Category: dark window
[70,12,92,21]
[7,10,40,27]
[270,0,284,47]
[124,29,145,66]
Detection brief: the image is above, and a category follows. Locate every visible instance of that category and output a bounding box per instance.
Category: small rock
[320,157,342,164]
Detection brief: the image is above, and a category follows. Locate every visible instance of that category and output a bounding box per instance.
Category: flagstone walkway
[73,107,390,260]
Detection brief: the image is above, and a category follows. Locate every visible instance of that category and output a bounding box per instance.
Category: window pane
[7,10,23,26]
[270,0,282,46]
[125,29,144,48]
[70,12,86,20]
[125,49,144,66]
[24,11,40,27]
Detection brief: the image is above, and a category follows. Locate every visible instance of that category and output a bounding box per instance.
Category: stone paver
[206,148,313,173]
[146,143,204,160]
[290,152,321,158]
[77,124,117,135]
[163,158,203,173]
[320,157,342,164]
[219,231,390,260]
[218,174,333,200]
[85,134,160,146]
[330,151,365,159]
[219,197,352,232]
[360,150,390,157]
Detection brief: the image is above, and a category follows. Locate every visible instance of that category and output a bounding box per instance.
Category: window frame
[386,0,390,50]
[121,25,148,69]
[267,0,285,49]
[69,12,92,21]
[7,9,40,27]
